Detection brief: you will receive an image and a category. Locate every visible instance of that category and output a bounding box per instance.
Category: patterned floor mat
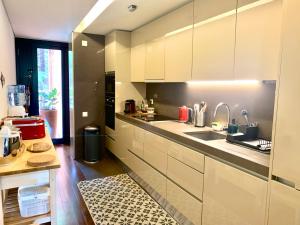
[78,174,178,225]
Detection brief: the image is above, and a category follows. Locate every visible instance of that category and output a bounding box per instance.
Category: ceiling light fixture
[128,4,137,12]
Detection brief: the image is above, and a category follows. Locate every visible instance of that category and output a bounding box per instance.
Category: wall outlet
[82,112,88,117]
[82,40,88,47]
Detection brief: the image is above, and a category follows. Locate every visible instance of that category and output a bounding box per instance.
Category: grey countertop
[116,113,270,179]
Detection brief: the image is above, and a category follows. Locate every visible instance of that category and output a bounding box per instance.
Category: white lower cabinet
[114,119,133,162]
[268,181,300,225]
[167,155,204,200]
[143,131,168,174]
[127,150,166,198]
[167,179,202,225]
[202,157,268,225]
[131,126,144,158]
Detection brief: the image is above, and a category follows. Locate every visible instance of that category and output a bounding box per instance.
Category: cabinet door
[131,44,146,82]
[143,131,168,174]
[167,179,202,225]
[268,181,300,225]
[164,3,193,82]
[105,33,116,72]
[145,38,165,80]
[165,28,192,82]
[115,119,133,161]
[202,157,268,225]
[272,0,300,188]
[235,0,282,80]
[192,0,236,80]
[131,126,144,158]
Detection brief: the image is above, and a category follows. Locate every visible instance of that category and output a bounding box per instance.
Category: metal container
[0,128,23,165]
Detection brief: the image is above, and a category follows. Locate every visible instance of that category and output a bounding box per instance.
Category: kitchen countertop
[0,132,60,176]
[116,113,270,179]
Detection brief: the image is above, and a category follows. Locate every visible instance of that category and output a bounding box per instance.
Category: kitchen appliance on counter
[105,72,115,130]
[6,117,46,140]
[124,100,136,114]
[178,106,189,122]
[7,85,28,117]
[0,125,23,165]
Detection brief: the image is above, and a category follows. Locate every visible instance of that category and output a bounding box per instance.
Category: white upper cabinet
[105,32,116,72]
[268,181,300,225]
[145,38,165,80]
[164,3,193,82]
[234,0,283,80]
[202,157,268,225]
[192,0,237,80]
[271,0,300,189]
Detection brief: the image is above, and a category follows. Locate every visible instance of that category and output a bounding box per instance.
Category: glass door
[37,48,63,139]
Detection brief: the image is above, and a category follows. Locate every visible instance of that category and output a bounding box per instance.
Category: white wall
[0,0,16,119]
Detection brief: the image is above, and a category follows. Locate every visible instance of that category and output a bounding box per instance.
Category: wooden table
[0,133,60,225]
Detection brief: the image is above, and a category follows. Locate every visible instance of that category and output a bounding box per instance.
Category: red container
[11,117,46,140]
[178,106,188,122]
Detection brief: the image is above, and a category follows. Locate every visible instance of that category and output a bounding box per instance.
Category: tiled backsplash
[146,81,276,139]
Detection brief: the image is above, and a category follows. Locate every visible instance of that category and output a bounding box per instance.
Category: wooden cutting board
[27,154,56,167]
[27,142,52,153]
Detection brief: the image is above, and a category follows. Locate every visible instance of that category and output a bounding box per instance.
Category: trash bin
[83,125,102,163]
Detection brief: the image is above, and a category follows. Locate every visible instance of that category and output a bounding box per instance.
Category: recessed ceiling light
[128,4,137,12]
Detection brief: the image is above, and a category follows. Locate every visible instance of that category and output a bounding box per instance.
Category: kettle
[0,126,22,165]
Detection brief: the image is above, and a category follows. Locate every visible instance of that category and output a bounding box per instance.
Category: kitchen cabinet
[131,126,144,158]
[268,181,300,225]
[192,0,236,80]
[271,0,300,189]
[130,44,146,82]
[164,3,193,82]
[145,38,165,80]
[114,119,133,162]
[202,157,268,225]
[143,131,168,174]
[167,179,202,225]
[234,0,282,80]
[105,32,116,72]
[168,141,205,173]
[167,156,204,200]
[104,31,131,82]
[127,149,167,198]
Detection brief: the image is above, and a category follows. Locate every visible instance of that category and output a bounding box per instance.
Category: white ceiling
[83,0,192,35]
[3,0,97,42]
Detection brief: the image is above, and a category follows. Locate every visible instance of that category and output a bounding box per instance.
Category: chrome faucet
[213,102,230,129]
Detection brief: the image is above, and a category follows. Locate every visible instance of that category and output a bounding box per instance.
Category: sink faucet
[213,102,230,129]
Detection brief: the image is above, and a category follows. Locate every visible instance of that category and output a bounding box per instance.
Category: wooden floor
[48,145,125,225]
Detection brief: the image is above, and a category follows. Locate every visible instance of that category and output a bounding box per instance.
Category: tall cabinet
[268,0,300,224]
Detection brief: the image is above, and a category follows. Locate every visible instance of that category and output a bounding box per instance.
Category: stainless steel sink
[184,131,226,141]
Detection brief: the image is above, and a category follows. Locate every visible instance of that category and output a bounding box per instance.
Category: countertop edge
[116,113,269,180]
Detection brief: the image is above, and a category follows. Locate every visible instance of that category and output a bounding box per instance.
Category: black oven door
[105,96,115,130]
[105,72,115,94]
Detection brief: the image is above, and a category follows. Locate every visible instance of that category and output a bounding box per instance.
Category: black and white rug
[78,174,178,225]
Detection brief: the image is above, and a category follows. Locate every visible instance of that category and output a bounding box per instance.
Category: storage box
[18,185,50,218]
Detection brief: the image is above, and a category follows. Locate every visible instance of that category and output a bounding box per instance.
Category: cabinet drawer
[167,156,204,200]
[144,131,168,174]
[131,126,144,158]
[168,141,205,173]
[127,150,166,198]
[167,179,202,225]
[105,136,116,154]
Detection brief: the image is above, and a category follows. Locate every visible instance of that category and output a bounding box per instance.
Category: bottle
[228,119,238,134]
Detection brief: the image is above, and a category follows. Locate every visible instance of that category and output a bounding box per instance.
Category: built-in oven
[105,72,115,130]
